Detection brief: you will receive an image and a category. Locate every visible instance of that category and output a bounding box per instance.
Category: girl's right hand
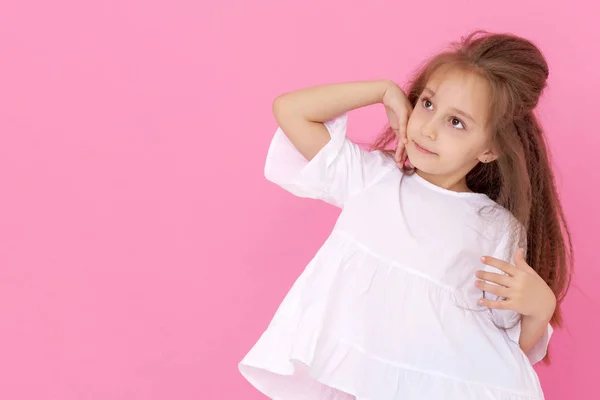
[382,82,413,168]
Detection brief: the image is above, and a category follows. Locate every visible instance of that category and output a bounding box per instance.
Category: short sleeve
[504,318,554,365]
[264,113,396,208]
[483,217,553,365]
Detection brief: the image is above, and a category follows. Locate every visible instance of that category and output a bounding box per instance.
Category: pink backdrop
[0,1,598,399]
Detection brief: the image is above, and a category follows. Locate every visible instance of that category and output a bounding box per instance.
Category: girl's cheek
[406,114,421,133]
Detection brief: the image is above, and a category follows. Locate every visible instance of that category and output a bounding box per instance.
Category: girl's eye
[422,98,433,110]
[450,117,465,129]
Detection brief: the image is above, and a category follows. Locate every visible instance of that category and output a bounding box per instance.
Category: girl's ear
[478,149,499,164]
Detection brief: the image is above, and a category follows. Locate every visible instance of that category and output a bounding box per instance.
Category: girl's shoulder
[475,201,526,255]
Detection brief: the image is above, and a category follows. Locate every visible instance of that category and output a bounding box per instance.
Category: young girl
[239,31,573,400]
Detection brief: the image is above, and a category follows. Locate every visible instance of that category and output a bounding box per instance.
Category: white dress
[239,113,553,400]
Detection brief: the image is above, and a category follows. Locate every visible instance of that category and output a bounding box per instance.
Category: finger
[395,137,406,162]
[479,298,512,310]
[396,109,408,143]
[401,149,408,165]
[480,256,518,276]
[395,145,403,164]
[513,248,533,271]
[399,124,408,144]
[475,280,509,297]
[402,104,413,142]
[474,270,512,287]
[398,152,406,168]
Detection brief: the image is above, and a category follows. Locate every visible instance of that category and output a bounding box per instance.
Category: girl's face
[405,67,498,191]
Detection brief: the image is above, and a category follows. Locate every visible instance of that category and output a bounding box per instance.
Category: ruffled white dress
[239,113,553,400]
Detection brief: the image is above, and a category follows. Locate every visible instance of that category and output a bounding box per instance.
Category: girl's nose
[422,121,438,140]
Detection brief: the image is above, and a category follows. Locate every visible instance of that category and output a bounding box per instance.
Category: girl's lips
[414,141,437,155]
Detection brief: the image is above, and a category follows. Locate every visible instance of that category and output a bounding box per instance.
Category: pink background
[1,0,598,399]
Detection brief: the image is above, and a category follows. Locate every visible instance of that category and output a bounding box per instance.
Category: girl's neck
[414,169,472,193]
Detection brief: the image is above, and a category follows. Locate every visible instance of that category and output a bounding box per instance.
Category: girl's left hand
[475,248,556,321]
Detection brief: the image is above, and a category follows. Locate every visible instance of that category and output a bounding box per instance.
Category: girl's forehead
[426,66,488,95]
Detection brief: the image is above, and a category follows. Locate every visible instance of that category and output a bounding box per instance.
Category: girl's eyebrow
[450,107,476,123]
[423,87,476,123]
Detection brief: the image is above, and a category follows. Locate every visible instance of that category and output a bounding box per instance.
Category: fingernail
[480,256,486,262]
[479,299,485,305]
